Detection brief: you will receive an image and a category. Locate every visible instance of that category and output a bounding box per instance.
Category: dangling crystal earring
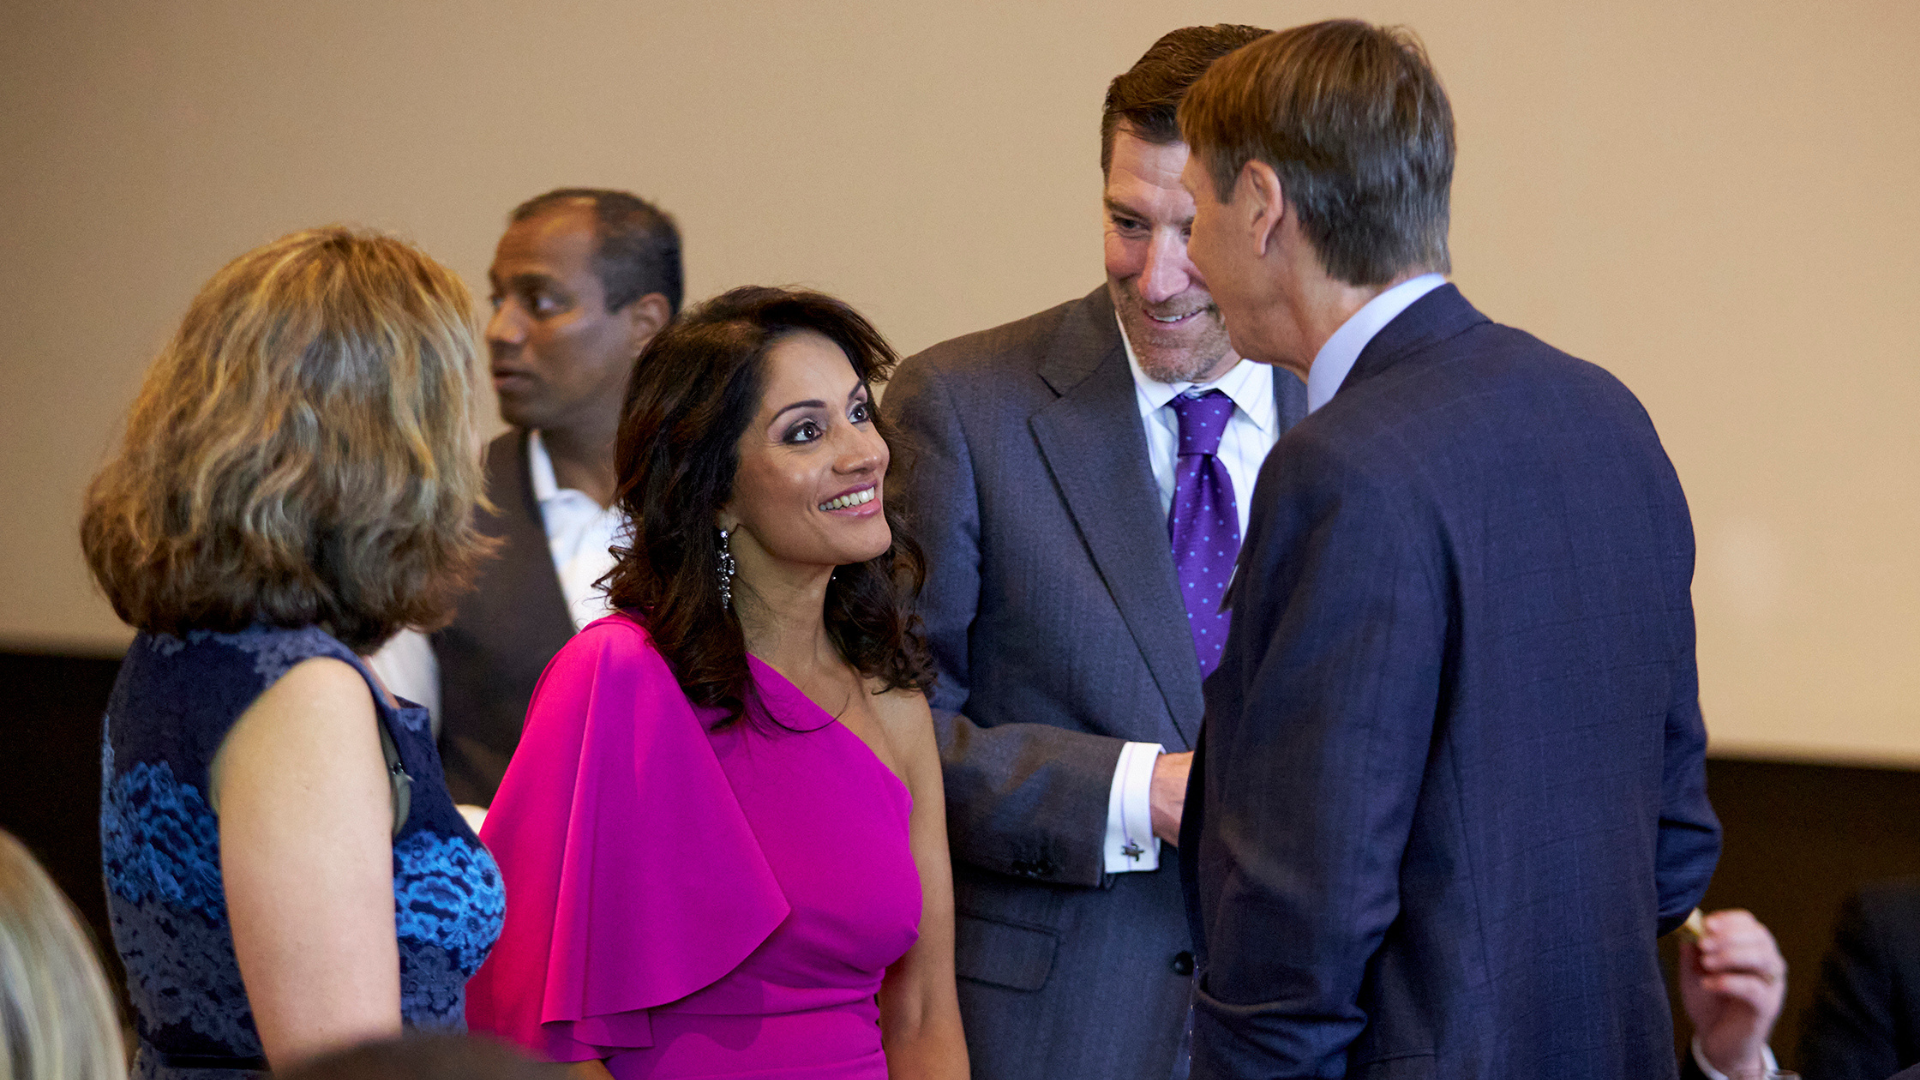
[717,528,738,611]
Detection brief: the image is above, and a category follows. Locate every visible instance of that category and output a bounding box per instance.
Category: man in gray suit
[886,25,1304,1080]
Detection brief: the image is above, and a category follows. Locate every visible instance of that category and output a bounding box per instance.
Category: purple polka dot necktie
[1167,389,1240,678]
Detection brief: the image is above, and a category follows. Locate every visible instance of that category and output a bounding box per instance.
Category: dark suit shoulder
[904,286,1110,380]
[1850,876,1920,929]
[1298,318,1657,477]
[477,429,535,530]
[483,428,522,463]
[1798,876,1920,1080]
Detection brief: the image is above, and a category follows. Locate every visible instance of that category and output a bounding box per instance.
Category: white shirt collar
[1118,315,1276,433]
[526,428,561,503]
[1305,273,1448,413]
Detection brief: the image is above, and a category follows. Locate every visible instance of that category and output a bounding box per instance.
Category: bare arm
[212,656,399,1068]
[876,689,969,1080]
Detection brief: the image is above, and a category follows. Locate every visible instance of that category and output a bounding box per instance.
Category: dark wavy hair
[604,286,934,727]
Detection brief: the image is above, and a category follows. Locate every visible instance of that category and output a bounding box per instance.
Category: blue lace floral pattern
[102,625,503,1077]
[101,750,223,914]
[394,832,506,974]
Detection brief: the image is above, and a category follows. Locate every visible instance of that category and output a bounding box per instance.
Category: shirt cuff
[1690,1036,1777,1080]
[1103,742,1164,874]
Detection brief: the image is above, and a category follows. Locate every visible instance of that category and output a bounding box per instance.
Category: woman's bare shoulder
[864,679,934,760]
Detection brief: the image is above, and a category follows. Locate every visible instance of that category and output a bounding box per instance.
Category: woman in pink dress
[467,287,967,1079]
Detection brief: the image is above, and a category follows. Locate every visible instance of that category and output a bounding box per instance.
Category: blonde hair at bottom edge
[0,829,127,1080]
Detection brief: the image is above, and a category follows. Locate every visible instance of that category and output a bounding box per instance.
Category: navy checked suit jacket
[1182,285,1721,1079]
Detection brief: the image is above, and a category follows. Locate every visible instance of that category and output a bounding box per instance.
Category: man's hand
[1150,751,1192,844]
[1679,909,1786,1078]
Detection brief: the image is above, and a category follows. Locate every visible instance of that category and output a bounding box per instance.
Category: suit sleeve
[1797,883,1919,1080]
[1654,497,1720,935]
[1190,444,1446,1077]
[887,354,1125,890]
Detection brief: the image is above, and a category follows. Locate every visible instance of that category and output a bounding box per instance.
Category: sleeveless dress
[466,614,922,1079]
[100,625,507,1080]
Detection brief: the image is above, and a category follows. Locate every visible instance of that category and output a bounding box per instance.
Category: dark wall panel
[1667,758,1920,1072]
[0,650,126,1001]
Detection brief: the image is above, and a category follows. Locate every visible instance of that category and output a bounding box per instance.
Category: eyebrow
[1104,196,1192,228]
[769,384,869,423]
[491,270,562,293]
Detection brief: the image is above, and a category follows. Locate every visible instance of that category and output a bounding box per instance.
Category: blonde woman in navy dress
[82,228,505,1078]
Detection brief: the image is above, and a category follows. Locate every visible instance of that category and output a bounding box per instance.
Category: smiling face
[722,330,892,578]
[485,204,644,434]
[1104,129,1238,385]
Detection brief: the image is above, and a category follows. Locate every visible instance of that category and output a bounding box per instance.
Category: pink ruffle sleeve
[465,614,790,1061]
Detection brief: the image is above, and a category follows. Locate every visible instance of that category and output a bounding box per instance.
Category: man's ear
[1240,160,1288,259]
[622,293,673,357]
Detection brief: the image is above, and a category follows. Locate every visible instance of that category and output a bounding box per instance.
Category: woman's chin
[832,526,893,569]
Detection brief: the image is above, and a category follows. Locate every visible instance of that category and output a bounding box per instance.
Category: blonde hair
[0,830,127,1080]
[81,227,492,652]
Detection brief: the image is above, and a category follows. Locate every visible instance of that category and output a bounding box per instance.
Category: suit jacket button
[1171,951,1195,976]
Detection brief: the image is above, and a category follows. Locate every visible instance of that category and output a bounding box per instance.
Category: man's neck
[1288,271,1424,380]
[537,425,619,508]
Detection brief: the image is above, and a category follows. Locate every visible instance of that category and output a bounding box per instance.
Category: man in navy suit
[1173,21,1722,1078]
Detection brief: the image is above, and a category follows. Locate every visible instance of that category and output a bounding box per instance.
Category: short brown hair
[81,227,493,653]
[1179,19,1454,285]
[1101,24,1270,175]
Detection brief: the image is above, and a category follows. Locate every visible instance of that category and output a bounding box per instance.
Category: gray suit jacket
[887,286,1307,1080]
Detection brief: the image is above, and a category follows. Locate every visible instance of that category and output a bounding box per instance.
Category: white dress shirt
[367,430,624,731]
[1102,321,1283,874]
[1304,273,1448,413]
[525,429,624,633]
[1690,1038,1778,1080]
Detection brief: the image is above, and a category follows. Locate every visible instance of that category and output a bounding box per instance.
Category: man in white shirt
[883,25,1304,1080]
[372,188,678,807]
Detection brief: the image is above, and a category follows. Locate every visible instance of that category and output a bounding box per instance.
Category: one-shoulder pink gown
[466,614,921,1079]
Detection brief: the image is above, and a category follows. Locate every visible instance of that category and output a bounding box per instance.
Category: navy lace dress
[101,625,506,1080]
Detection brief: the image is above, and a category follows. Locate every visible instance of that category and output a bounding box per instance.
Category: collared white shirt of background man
[1103,321,1281,875]
[368,429,624,730]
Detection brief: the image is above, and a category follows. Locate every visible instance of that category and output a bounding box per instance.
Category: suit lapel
[1028,289,1203,747]
[494,430,577,645]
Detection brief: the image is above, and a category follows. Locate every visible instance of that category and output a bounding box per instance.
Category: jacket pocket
[953,911,1060,992]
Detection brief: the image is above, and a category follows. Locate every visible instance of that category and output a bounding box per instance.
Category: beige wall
[2,1,1915,763]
